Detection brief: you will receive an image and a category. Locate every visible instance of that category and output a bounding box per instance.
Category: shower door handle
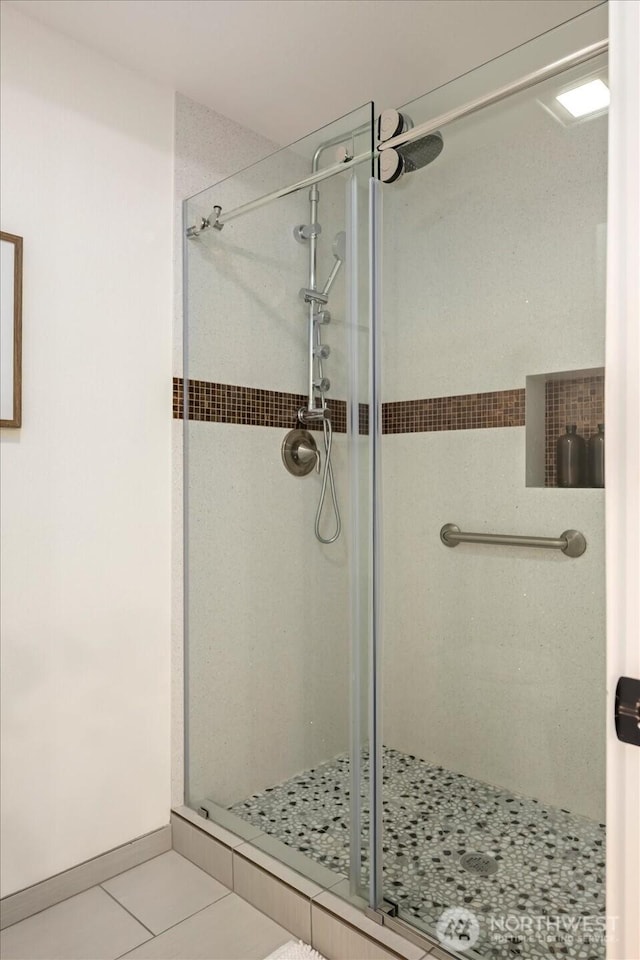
[615,677,640,746]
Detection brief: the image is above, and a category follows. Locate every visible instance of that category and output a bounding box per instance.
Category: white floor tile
[102,851,228,934]
[120,893,291,959]
[0,887,150,960]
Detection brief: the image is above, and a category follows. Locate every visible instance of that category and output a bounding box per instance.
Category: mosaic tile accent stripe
[173,379,525,435]
[382,389,525,434]
[545,376,605,487]
[173,377,348,432]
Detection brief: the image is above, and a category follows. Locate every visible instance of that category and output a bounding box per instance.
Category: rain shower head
[400,132,444,171]
[379,131,444,183]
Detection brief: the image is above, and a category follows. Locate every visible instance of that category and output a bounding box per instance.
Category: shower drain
[459,852,499,877]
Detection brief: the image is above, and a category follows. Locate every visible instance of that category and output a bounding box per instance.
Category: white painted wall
[605,3,640,956]
[381,43,607,820]
[0,6,173,897]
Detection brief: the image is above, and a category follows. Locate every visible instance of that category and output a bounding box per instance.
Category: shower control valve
[315,309,331,325]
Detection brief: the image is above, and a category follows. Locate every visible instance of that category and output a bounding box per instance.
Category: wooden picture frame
[1,231,23,428]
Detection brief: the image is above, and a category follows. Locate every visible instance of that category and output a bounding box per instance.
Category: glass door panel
[183,105,374,894]
[378,10,607,959]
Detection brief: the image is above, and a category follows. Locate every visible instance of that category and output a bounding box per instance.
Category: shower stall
[181,8,612,959]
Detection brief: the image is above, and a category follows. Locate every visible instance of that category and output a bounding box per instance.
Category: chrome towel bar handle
[440,524,587,558]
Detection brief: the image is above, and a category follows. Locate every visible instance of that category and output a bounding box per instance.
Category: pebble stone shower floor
[230,747,605,960]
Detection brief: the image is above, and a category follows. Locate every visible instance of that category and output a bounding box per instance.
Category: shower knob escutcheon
[282,429,321,477]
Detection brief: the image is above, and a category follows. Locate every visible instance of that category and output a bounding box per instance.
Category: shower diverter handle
[296,438,321,473]
[281,428,321,477]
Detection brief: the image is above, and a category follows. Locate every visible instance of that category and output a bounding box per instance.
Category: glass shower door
[377,9,608,960]
[183,104,375,897]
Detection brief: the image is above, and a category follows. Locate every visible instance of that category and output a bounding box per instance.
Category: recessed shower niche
[526,367,605,487]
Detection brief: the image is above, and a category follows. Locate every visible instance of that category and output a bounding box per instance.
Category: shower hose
[315,414,341,544]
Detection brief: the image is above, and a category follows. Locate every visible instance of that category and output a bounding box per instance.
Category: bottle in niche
[556,424,586,487]
[588,423,605,488]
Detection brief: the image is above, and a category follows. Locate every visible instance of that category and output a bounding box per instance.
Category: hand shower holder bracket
[299,287,329,305]
[294,223,321,244]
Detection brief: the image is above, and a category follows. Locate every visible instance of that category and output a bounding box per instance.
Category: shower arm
[311,121,372,173]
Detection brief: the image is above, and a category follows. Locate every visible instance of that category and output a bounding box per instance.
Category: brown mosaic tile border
[173,379,526,435]
[173,377,349,432]
[545,375,605,487]
[383,389,525,433]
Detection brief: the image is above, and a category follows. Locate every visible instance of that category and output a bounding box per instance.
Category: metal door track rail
[440,523,586,557]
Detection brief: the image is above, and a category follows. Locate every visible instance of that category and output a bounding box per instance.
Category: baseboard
[0,824,171,930]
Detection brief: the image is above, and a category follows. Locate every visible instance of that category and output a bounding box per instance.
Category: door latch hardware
[615,676,640,746]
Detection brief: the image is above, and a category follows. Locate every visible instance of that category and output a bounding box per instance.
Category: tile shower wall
[381,82,606,821]
[382,429,605,821]
[177,96,358,808]
[382,101,607,401]
[188,422,350,806]
[172,93,282,807]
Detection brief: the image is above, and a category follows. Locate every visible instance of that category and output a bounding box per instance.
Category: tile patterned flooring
[0,851,292,960]
[231,748,606,960]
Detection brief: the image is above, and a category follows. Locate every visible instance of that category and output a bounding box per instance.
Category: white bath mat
[264,941,327,960]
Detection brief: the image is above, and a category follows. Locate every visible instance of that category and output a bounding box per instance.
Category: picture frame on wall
[1,231,23,428]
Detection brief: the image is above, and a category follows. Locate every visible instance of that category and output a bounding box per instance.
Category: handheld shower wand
[321,231,346,298]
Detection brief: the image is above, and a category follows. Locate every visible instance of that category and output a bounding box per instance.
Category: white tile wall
[187,422,350,806]
[175,96,363,811]
[382,428,605,820]
[184,164,350,396]
[173,95,282,807]
[379,65,607,822]
[382,92,607,401]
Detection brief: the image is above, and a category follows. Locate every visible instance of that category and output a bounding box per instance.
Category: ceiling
[8,0,601,145]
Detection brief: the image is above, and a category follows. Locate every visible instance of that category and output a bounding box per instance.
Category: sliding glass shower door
[376,11,608,960]
[183,105,374,896]
[183,7,612,958]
